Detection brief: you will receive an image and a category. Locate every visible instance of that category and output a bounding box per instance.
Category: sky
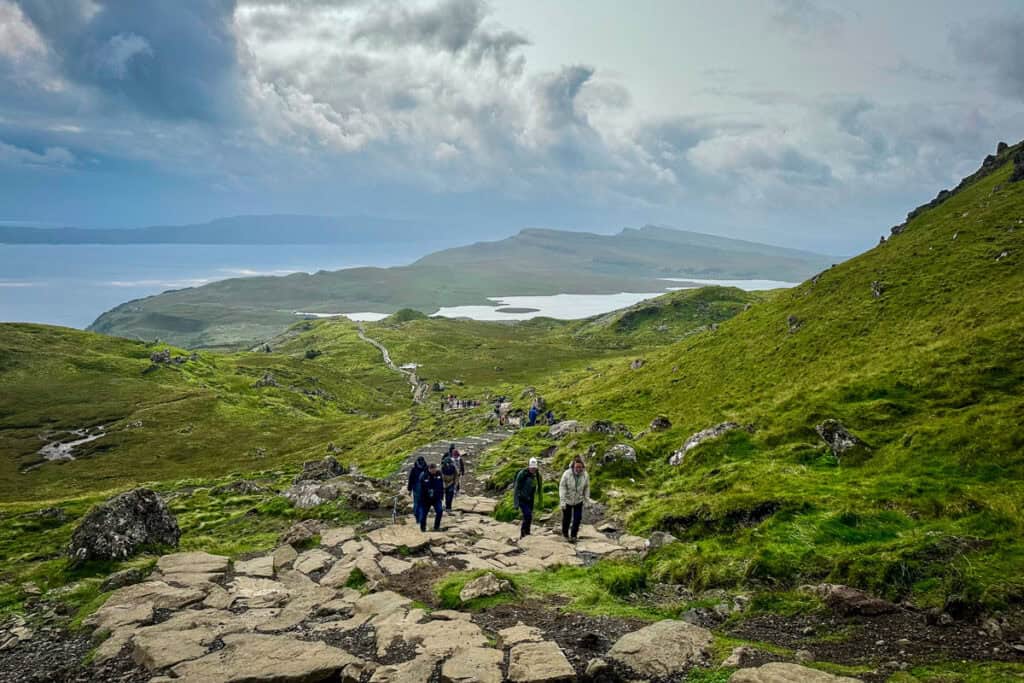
[0,0,1022,254]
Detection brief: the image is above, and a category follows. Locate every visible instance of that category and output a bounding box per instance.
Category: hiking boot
[569,537,578,544]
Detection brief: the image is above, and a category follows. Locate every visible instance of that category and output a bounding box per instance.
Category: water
[0,243,431,328]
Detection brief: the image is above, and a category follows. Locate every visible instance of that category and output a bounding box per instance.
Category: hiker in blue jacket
[528,405,538,426]
[407,455,428,520]
[418,462,445,531]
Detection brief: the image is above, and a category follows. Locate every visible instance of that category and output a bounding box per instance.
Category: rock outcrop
[588,420,633,439]
[459,573,511,603]
[649,415,672,431]
[815,420,870,463]
[68,488,180,566]
[804,583,896,616]
[669,422,741,466]
[729,662,862,682]
[607,619,712,677]
[548,421,581,439]
[602,444,637,464]
[294,455,346,484]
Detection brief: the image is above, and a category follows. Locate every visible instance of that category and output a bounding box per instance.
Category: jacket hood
[415,456,427,468]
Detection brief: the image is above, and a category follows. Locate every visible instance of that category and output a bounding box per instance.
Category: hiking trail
[357,324,430,403]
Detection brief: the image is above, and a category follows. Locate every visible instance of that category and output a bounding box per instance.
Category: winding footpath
[64,432,870,683]
[357,325,430,403]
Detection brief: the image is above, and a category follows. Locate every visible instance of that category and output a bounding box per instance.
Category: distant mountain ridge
[88,225,833,348]
[0,214,439,244]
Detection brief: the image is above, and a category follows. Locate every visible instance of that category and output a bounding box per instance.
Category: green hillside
[87,225,829,348]
[481,140,1024,612]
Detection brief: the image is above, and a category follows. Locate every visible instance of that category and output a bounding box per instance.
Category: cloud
[951,16,1024,101]
[0,138,75,167]
[769,0,845,37]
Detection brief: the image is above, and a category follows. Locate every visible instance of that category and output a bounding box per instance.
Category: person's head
[572,456,585,474]
[428,462,439,473]
[528,457,539,473]
[416,456,427,468]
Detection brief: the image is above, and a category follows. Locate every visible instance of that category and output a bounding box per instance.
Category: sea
[0,243,799,329]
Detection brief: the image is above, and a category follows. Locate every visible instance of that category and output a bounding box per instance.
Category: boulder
[787,315,802,333]
[157,551,229,575]
[293,549,335,575]
[630,359,645,370]
[669,422,741,466]
[348,490,381,510]
[68,488,180,566]
[283,482,340,509]
[607,619,712,677]
[548,421,581,439]
[806,584,896,616]
[507,641,575,682]
[277,519,325,547]
[722,646,762,668]
[234,555,275,579]
[293,455,345,484]
[815,420,871,462]
[459,573,511,603]
[602,444,637,464]
[253,372,278,388]
[588,420,633,439]
[497,622,544,648]
[150,349,172,364]
[729,663,862,682]
[649,415,672,432]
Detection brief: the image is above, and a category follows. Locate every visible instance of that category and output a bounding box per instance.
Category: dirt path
[357,325,430,403]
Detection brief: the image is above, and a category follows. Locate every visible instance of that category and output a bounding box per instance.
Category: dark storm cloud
[951,16,1024,100]
[16,0,241,121]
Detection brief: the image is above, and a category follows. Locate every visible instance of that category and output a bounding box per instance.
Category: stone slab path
[81,432,863,682]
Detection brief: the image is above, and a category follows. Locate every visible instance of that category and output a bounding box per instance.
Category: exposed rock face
[729,662,862,682]
[294,455,345,484]
[871,280,884,298]
[150,349,172,364]
[459,573,511,603]
[100,568,147,593]
[805,583,896,616]
[253,372,278,388]
[649,415,672,432]
[284,482,340,509]
[1012,147,1024,183]
[547,421,581,439]
[787,315,802,333]
[68,488,180,566]
[588,420,633,439]
[669,422,741,466]
[815,420,870,462]
[277,519,326,547]
[647,531,678,550]
[607,619,712,677]
[602,444,637,464]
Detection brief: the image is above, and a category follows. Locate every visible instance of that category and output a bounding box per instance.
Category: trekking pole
[391,494,401,525]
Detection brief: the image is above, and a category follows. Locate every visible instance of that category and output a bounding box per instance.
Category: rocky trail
[357,325,431,403]
[3,431,1022,682]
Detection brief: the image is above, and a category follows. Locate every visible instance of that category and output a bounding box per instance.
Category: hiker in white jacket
[559,456,590,542]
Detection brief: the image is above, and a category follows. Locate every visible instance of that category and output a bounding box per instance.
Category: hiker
[407,455,428,520]
[528,404,538,426]
[513,457,543,538]
[451,448,466,493]
[441,452,459,512]
[418,462,445,531]
[559,456,590,543]
[545,410,555,425]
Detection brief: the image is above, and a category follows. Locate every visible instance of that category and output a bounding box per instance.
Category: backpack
[442,459,457,486]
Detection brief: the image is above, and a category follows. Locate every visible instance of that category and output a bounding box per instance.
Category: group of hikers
[406,444,466,531]
[492,398,558,428]
[442,396,479,411]
[406,445,591,542]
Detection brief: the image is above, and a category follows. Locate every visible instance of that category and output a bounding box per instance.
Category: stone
[497,622,544,647]
[588,420,634,439]
[441,646,504,683]
[729,663,862,682]
[602,444,637,464]
[669,423,741,466]
[370,654,440,683]
[548,421,581,439]
[319,559,357,588]
[459,572,511,602]
[227,577,290,610]
[722,646,761,668]
[508,641,575,682]
[630,358,645,369]
[365,524,431,552]
[809,584,896,616]
[273,544,299,569]
[133,627,224,670]
[815,420,871,463]
[100,567,147,593]
[787,315,802,333]
[795,649,814,663]
[158,551,229,575]
[378,556,414,576]
[284,482,341,509]
[235,555,275,578]
[607,619,713,678]
[166,633,367,683]
[293,548,335,575]
[647,531,678,550]
[649,415,672,431]
[84,600,155,632]
[202,585,232,610]
[277,519,325,547]
[68,488,180,566]
[320,526,357,547]
[585,659,608,677]
[100,581,206,611]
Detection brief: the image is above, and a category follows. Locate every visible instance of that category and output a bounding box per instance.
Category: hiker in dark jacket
[451,449,466,493]
[513,457,543,538]
[441,454,459,512]
[418,463,445,531]
[528,405,538,426]
[407,456,428,519]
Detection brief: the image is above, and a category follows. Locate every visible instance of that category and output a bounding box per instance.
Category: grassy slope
[88,226,828,348]
[486,147,1024,611]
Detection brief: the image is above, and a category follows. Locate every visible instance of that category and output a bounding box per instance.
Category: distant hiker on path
[545,410,556,425]
[441,452,459,512]
[559,456,590,543]
[418,462,445,531]
[451,448,466,493]
[514,457,543,538]
[407,455,428,520]
[528,404,538,426]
